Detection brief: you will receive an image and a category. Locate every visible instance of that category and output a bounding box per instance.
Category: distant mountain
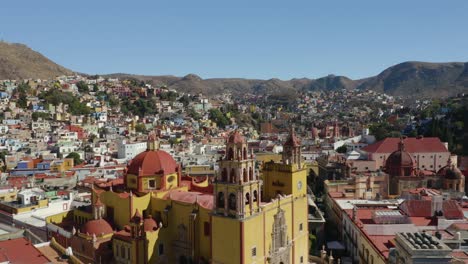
[0,41,73,80]
[1,42,468,98]
[357,61,468,98]
[110,63,468,98]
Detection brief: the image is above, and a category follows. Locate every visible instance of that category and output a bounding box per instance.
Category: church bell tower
[213,130,261,218]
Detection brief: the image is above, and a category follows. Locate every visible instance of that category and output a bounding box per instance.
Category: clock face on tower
[297,180,303,191]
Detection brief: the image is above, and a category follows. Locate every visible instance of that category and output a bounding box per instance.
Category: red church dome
[227,130,245,144]
[81,219,113,236]
[438,164,463,180]
[127,150,178,177]
[385,139,414,176]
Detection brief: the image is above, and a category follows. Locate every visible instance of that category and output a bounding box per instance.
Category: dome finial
[398,137,406,152]
[147,131,159,151]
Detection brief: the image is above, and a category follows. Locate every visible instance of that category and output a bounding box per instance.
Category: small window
[251,247,257,257]
[159,243,164,256]
[204,222,210,236]
[301,256,304,263]
[299,223,303,231]
[149,179,156,188]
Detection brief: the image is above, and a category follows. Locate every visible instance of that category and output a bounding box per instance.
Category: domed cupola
[124,132,181,192]
[81,219,113,236]
[385,138,415,176]
[438,158,463,180]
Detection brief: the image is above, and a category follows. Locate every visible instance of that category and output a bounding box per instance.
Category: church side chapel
[46,129,309,264]
[385,138,464,196]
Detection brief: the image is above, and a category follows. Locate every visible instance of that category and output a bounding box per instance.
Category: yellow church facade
[47,130,309,264]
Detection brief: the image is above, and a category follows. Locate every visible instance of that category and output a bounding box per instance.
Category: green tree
[15,82,31,109]
[135,123,147,133]
[178,95,191,106]
[209,109,230,128]
[32,112,50,121]
[66,152,83,166]
[336,145,348,154]
[76,81,89,93]
[17,94,28,108]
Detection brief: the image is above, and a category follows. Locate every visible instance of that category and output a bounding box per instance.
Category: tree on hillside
[66,152,83,166]
[15,82,31,109]
[209,109,230,128]
[76,81,89,93]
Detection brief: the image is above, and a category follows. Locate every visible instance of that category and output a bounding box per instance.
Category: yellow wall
[46,211,73,224]
[0,198,49,214]
[263,163,307,200]
[212,216,240,264]
[0,190,17,202]
[126,174,138,190]
[243,214,265,263]
[63,158,74,170]
[164,173,178,190]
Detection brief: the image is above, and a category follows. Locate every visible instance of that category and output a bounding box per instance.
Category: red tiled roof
[164,190,213,210]
[409,217,436,226]
[449,223,468,231]
[368,235,395,259]
[400,200,432,217]
[400,199,464,219]
[443,200,465,219]
[361,137,448,153]
[0,238,51,263]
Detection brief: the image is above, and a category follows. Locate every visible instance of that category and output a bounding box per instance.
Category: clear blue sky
[2,0,468,80]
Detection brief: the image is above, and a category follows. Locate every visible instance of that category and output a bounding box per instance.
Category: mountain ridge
[0,41,73,80]
[1,42,467,98]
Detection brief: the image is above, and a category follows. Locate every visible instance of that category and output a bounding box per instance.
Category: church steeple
[214,130,261,219]
[283,125,302,169]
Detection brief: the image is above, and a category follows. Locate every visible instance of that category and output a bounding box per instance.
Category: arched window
[245,192,250,205]
[228,147,234,160]
[230,168,236,183]
[228,193,236,210]
[217,192,225,208]
[427,179,433,188]
[253,190,258,202]
[249,167,253,181]
[222,168,228,182]
[121,245,125,258]
[243,168,248,182]
[243,147,247,160]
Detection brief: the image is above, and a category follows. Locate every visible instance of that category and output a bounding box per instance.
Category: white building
[117,139,147,161]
